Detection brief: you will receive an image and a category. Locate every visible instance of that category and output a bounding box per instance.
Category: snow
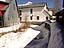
[26,2,32,5]
[0,28,40,48]
[30,25,39,27]
[0,23,22,33]
[18,2,32,6]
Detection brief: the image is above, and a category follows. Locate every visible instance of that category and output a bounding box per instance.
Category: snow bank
[30,25,39,27]
[0,28,40,48]
[0,23,22,33]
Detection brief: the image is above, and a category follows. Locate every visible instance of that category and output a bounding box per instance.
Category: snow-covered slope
[0,23,22,33]
[0,28,40,48]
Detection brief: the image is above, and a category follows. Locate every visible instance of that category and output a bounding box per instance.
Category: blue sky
[16,0,63,8]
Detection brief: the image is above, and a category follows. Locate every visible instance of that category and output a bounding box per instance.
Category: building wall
[19,4,52,23]
[48,11,53,15]
[4,0,20,27]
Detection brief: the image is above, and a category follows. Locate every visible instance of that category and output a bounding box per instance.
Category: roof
[48,8,53,11]
[18,2,47,9]
[44,10,52,17]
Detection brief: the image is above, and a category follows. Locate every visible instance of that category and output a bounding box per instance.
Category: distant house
[18,2,53,24]
[54,0,64,23]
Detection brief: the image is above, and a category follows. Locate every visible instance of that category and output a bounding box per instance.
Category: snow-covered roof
[18,2,47,9]
[0,28,40,48]
[18,2,32,6]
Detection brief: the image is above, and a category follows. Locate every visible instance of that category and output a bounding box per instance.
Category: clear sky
[16,0,63,8]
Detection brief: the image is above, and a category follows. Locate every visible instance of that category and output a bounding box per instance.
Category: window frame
[37,16,39,20]
[30,9,33,14]
[30,16,33,20]
[19,10,22,15]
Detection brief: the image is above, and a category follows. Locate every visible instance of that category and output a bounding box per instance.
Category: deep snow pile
[0,32,23,48]
[0,28,40,48]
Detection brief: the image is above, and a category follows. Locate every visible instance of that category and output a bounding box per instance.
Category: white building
[18,2,53,24]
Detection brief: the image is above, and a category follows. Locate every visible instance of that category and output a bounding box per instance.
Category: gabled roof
[48,8,53,11]
[43,10,52,17]
[18,2,47,9]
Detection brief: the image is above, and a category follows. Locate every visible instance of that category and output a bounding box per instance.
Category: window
[0,16,3,26]
[0,17,2,21]
[46,17,48,20]
[0,21,3,26]
[37,16,39,20]
[30,9,33,14]
[45,23,50,31]
[20,17,22,20]
[59,16,62,19]
[19,10,22,15]
[30,16,33,20]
